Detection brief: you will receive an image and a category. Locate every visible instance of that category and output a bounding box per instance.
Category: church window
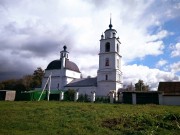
[105,42,110,52]
[105,58,109,66]
[117,59,119,68]
[105,75,108,80]
[117,44,119,53]
[119,74,121,81]
[57,83,59,90]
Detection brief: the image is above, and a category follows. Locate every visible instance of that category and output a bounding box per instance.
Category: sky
[0,0,180,90]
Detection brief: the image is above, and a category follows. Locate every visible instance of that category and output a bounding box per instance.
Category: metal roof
[158,82,180,94]
[46,59,80,73]
[65,77,97,87]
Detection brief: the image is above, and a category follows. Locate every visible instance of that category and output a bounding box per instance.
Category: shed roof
[158,82,180,94]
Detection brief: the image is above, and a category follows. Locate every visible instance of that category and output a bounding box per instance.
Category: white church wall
[42,68,81,90]
[100,39,114,53]
[66,77,74,85]
[100,38,120,53]
[42,69,62,90]
[51,77,62,90]
[97,82,116,96]
[66,70,81,79]
[98,71,122,82]
[42,77,62,90]
[99,54,121,71]
[64,86,97,96]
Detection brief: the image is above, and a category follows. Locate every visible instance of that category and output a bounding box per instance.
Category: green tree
[0,83,5,90]
[1,79,17,90]
[31,67,44,89]
[64,89,75,101]
[135,80,149,91]
[0,67,44,91]
[22,75,33,91]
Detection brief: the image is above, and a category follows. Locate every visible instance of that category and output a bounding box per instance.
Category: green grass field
[0,101,179,135]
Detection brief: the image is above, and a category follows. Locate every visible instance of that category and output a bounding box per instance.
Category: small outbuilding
[158,82,180,106]
[0,90,16,101]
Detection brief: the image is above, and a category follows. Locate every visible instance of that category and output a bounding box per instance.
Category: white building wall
[41,69,61,90]
[97,82,116,96]
[41,69,81,90]
[66,70,81,79]
[162,96,180,106]
[64,86,97,95]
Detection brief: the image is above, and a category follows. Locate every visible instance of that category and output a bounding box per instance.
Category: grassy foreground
[0,101,179,135]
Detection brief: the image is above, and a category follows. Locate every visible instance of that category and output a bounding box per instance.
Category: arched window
[117,59,119,68]
[117,44,119,53]
[105,58,109,66]
[105,75,108,80]
[105,42,110,52]
[57,83,59,90]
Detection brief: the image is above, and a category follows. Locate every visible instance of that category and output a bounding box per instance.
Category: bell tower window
[117,44,119,53]
[105,75,108,80]
[105,58,109,66]
[105,42,110,52]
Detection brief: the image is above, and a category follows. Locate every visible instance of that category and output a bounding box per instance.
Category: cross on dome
[109,14,113,29]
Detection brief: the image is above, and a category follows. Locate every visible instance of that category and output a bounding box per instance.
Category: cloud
[123,64,179,90]
[171,43,180,57]
[0,0,179,90]
[156,59,168,67]
[170,61,180,74]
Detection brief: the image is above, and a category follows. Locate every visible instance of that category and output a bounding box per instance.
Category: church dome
[46,59,80,73]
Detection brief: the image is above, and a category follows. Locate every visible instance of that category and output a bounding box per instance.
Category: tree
[22,75,33,91]
[125,83,135,91]
[0,79,17,90]
[0,67,45,91]
[0,83,4,90]
[64,89,75,101]
[135,80,149,91]
[31,67,44,89]
[33,67,44,80]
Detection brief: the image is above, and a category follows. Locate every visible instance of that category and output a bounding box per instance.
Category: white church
[41,19,123,96]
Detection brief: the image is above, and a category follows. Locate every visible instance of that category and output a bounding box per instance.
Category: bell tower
[97,18,123,96]
[60,45,69,68]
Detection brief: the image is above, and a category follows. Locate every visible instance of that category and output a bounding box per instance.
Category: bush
[64,89,75,101]
[77,94,89,102]
[95,96,110,103]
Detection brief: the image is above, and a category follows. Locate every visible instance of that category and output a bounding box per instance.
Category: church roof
[158,82,180,94]
[46,59,80,73]
[104,17,117,33]
[104,28,117,33]
[65,77,97,87]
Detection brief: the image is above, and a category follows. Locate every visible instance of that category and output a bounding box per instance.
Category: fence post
[74,91,79,102]
[110,91,115,104]
[91,91,95,102]
[59,91,64,101]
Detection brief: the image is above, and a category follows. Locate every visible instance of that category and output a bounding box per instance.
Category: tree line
[0,68,149,92]
[0,67,44,91]
[124,80,150,91]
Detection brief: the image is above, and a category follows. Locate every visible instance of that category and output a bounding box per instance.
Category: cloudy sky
[0,0,180,90]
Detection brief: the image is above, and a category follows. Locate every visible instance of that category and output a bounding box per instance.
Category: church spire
[109,14,113,29]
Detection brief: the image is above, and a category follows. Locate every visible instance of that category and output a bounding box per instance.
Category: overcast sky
[0,0,180,90]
